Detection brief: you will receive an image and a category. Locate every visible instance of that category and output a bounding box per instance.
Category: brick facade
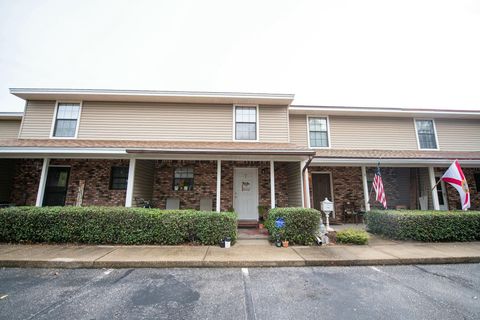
[49,159,129,206]
[10,159,43,205]
[152,160,289,211]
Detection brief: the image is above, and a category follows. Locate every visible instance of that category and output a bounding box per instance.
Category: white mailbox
[320,198,334,232]
[321,198,333,213]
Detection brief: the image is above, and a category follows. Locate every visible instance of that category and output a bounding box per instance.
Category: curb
[1,256,479,269]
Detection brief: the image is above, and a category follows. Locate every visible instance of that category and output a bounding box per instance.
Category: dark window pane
[54,119,77,137]
[416,120,437,149]
[110,166,129,190]
[173,167,194,191]
[235,106,257,140]
[236,123,256,140]
[308,117,329,147]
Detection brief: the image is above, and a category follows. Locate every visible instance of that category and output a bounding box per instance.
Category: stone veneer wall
[10,159,44,205]
[49,159,129,206]
[435,167,480,210]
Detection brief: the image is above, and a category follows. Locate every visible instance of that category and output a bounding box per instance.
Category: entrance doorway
[43,166,70,206]
[312,172,334,217]
[233,167,259,220]
[435,174,449,210]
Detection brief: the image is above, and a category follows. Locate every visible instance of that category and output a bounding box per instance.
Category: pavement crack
[91,247,118,266]
[112,268,135,284]
[413,265,476,290]
[241,268,256,320]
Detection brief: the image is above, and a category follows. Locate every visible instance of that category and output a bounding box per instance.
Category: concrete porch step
[237,228,270,240]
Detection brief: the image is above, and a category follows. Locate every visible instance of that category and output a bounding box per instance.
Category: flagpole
[430,178,442,191]
[367,161,380,207]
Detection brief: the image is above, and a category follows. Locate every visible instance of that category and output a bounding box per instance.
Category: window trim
[50,101,82,139]
[414,118,440,151]
[233,104,259,142]
[109,166,129,190]
[307,115,331,149]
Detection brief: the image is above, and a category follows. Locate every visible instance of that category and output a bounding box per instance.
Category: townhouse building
[0,88,479,223]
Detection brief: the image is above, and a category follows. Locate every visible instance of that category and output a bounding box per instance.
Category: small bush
[0,206,237,245]
[366,210,480,242]
[336,228,369,245]
[265,207,320,245]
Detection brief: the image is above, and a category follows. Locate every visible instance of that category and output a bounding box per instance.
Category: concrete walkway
[1,236,479,268]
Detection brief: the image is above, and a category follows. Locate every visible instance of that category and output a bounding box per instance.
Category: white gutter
[311,158,480,166]
[0,147,127,154]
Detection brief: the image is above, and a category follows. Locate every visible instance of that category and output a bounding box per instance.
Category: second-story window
[415,119,438,149]
[235,106,257,140]
[309,117,329,148]
[53,103,80,137]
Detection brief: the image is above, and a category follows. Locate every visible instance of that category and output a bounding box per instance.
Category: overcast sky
[1,0,480,112]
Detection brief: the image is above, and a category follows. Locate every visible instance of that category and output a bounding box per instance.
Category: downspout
[302,155,315,208]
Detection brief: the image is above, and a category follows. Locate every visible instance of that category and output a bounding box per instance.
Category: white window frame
[50,101,82,139]
[414,118,440,151]
[233,104,259,142]
[307,115,331,149]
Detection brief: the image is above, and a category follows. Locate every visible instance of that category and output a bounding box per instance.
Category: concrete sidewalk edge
[1,256,479,269]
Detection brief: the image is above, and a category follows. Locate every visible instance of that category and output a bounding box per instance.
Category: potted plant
[258,205,269,222]
[258,222,264,229]
[183,184,189,191]
[282,239,289,248]
[174,185,179,191]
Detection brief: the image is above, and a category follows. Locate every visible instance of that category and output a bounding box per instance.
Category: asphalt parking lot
[0,264,479,320]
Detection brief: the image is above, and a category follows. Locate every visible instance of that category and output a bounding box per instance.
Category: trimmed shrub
[336,228,369,245]
[366,210,480,242]
[265,207,320,245]
[0,206,237,245]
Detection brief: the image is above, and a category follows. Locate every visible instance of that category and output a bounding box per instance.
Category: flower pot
[174,186,179,191]
[219,240,225,248]
[282,240,289,248]
[258,223,264,229]
[183,186,189,191]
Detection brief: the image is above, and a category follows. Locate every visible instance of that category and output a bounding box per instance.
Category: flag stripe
[373,167,387,209]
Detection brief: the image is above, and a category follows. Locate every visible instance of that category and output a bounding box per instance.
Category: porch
[0,157,305,224]
[307,164,480,223]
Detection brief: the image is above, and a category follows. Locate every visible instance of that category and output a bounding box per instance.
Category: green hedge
[265,207,320,245]
[336,228,369,245]
[0,206,237,245]
[366,210,480,242]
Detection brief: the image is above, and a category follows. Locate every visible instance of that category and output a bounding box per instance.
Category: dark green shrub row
[366,210,480,242]
[336,228,369,245]
[265,207,320,245]
[0,206,237,245]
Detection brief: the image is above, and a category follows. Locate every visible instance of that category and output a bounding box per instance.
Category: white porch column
[35,158,50,207]
[216,160,221,212]
[361,166,371,211]
[304,167,311,208]
[125,158,136,207]
[428,166,440,210]
[270,160,275,208]
[300,161,305,208]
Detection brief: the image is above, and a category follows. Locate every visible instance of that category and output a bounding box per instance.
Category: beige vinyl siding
[435,119,480,151]
[19,100,56,139]
[78,102,233,141]
[258,105,289,142]
[0,120,21,139]
[132,160,155,206]
[285,161,303,206]
[289,114,308,147]
[329,116,418,150]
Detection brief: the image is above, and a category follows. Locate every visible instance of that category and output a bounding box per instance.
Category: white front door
[233,167,259,220]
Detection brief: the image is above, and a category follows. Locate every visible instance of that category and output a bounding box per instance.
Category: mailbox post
[320,198,334,232]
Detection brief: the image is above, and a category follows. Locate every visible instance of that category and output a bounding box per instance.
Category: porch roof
[313,149,480,166]
[0,139,315,157]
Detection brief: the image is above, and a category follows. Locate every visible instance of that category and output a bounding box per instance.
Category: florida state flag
[441,160,470,210]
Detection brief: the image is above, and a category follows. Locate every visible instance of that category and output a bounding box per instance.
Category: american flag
[373,167,387,209]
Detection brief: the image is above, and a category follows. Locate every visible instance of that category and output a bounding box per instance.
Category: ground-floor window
[173,167,194,191]
[110,166,129,190]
